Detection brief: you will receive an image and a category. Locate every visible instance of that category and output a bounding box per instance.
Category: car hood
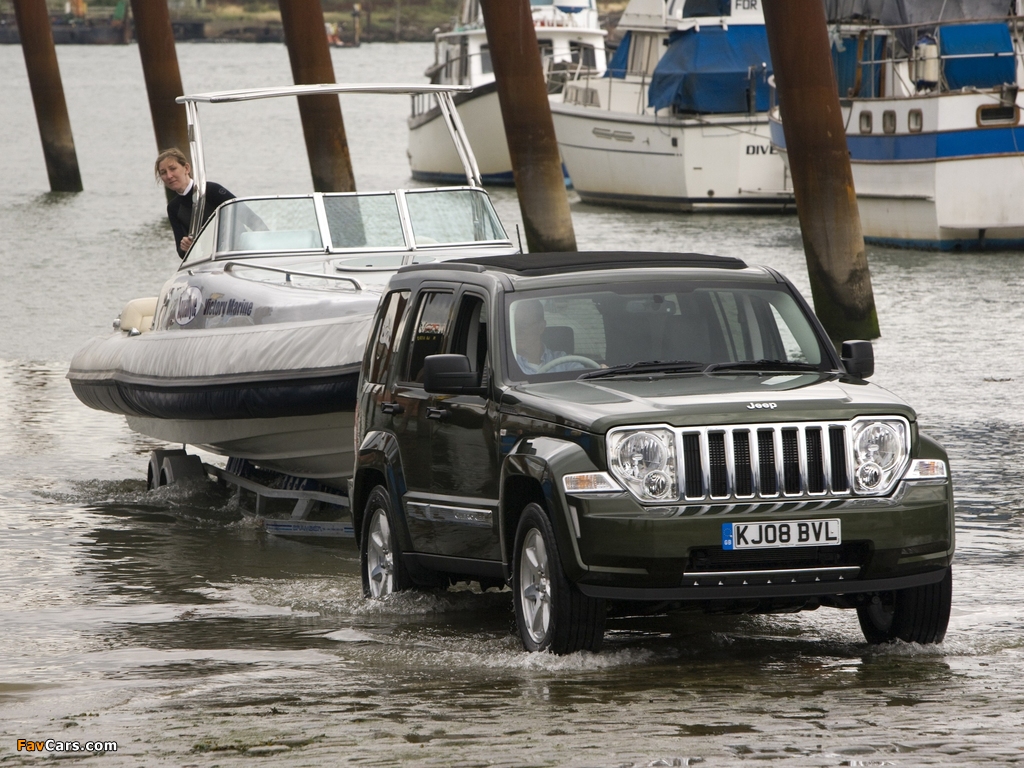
[501,373,916,433]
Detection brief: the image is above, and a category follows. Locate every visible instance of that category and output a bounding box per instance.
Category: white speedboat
[68,84,516,491]
[770,1,1024,249]
[549,0,794,211]
[407,0,607,185]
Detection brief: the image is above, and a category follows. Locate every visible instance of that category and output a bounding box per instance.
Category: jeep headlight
[607,428,678,502]
[851,419,909,495]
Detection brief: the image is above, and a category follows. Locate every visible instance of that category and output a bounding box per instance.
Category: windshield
[216,197,322,253]
[405,189,507,245]
[504,280,831,382]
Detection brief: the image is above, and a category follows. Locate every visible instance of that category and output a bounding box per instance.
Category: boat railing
[222,261,365,291]
[179,84,484,235]
[831,14,1024,99]
[419,47,602,100]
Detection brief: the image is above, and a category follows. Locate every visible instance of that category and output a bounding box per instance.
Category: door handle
[425,406,449,421]
[380,401,404,415]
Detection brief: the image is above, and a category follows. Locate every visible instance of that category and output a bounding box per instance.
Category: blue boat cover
[605,30,630,78]
[940,23,1015,90]
[647,25,773,113]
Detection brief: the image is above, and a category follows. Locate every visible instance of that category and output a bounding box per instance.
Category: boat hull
[552,101,794,211]
[409,84,515,185]
[127,411,356,489]
[769,92,1024,250]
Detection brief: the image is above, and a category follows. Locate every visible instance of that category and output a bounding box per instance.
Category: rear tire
[360,486,413,598]
[512,503,605,654]
[857,566,952,644]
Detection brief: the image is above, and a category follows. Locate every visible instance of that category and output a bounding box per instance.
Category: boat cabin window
[217,197,322,254]
[883,110,896,134]
[480,44,493,74]
[682,0,730,17]
[859,110,873,134]
[977,104,1019,126]
[324,193,406,250]
[570,41,597,69]
[908,108,923,132]
[404,189,507,245]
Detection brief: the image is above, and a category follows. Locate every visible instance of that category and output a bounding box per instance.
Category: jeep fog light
[607,428,678,503]
[851,419,909,495]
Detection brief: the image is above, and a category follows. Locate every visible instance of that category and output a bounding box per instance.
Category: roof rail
[398,251,749,276]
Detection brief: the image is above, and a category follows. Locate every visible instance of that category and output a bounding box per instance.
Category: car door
[388,287,456,552]
[420,291,502,561]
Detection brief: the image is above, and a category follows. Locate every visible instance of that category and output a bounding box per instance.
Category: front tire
[360,486,412,598]
[512,503,605,654]
[857,566,952,644]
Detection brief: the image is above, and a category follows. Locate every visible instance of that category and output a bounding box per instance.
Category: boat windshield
[216,197,323,254]
[207,189,507,257]
[405,189,507,245]
[503,279,831,382]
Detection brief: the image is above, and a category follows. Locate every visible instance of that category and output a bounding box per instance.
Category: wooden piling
[13,0,83,192]
[480,0,576,253]
[130,0,189,164]
[280,0,357,193]
[763,0,879,343]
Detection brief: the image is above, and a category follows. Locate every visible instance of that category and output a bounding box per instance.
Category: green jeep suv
[352,252,954,654]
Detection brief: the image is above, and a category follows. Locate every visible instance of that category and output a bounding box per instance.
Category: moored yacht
[770,0,1024,250]
[407,0,607,185]
[550,0,794,211]
[68,85,516,491]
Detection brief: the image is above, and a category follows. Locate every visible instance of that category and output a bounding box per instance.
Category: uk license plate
[722,519,841,550]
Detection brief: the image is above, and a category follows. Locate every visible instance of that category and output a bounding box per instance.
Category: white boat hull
[408,86,515,184]
[769,90,1024,249]
[128,411,356,489]
[552,101,794,211]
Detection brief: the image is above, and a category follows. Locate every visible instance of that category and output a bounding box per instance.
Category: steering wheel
[536,355,602,373]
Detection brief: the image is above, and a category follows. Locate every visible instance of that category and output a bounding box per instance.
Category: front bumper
[566,479,954,600]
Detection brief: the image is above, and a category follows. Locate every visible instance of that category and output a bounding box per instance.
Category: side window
[366,290,410,384]
[402,291,455,383]
[450,295,488,373]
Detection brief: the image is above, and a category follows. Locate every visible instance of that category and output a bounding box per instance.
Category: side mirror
[423,354,487,396]
[841,340,874,379]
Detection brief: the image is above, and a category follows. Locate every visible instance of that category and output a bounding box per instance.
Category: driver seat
[543,326,574,356]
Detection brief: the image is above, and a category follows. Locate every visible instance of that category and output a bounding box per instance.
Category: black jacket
[167,182,235,259]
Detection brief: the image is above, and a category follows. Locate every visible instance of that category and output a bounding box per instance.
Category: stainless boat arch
[176,83,483,238]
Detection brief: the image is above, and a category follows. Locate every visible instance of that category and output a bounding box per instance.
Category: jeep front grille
[680,422,851,501]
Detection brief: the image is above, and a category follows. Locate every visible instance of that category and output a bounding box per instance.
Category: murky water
[2,42,1024,767]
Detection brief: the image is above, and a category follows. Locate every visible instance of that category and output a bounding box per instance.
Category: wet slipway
[1,42,1022,767]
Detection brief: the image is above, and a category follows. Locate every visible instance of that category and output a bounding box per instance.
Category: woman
[155,148,235,259]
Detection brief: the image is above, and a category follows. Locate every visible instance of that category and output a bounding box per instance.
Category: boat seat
[120,296,158,334]
[235,229,321,251]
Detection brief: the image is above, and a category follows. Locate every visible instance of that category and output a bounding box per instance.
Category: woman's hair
[154,148,190,180]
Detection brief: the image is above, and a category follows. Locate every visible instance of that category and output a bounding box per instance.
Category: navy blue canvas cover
[940,23,1015,90]
[647,25,773,112]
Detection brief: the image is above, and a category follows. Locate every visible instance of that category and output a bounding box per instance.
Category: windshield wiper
[577,360,705,380]
[703,359,827,374]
